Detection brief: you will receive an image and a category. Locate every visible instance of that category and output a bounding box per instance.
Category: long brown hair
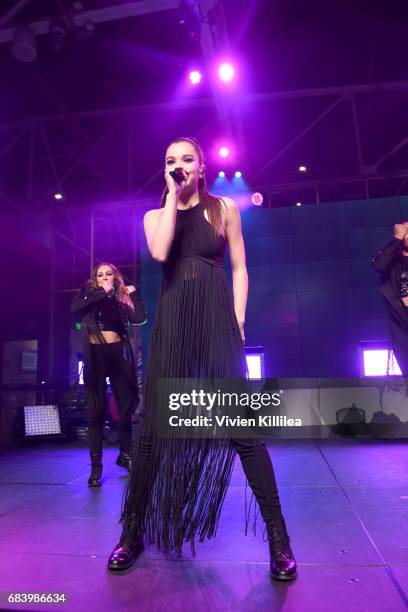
[160,136,226,235]
[89,262,134,310]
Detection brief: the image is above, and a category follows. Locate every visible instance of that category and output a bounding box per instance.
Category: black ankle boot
[88,452,103,487]
[116,452,132,473]
[267,521,297,581]
[107,533,144,571]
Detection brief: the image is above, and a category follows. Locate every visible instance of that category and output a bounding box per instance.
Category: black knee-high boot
[233,437,297,581]
[266,516,297,581]
[88,451,103,487]
[107,515,144,571]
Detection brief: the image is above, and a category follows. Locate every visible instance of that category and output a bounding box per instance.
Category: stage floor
[0,438,407,611]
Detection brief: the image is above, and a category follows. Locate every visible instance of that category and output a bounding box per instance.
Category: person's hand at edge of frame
[394,223,408,240]
[101,279,114,294]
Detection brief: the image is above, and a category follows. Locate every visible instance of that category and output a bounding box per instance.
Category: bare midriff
[402,296,408,307]
[89,331,122,344]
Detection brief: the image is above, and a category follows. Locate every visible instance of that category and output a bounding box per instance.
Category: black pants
[124,434,288,542]
[84,342,136,455]
[391,329,408,377]
[232,437,285,531]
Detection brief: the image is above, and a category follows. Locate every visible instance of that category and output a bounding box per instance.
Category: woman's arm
[125,286,147,325]
[143,192,179,263]
[372,237,403,277]
[224,197,248,342]
[71,284,106,314]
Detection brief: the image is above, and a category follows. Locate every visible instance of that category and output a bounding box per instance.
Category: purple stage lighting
[218,171,225,178]
[54,193,63,200]
[245,346,264,379]
[362,349,402,376]
[189,70,202,85]
[251,192,264,206]
[234,171,242,178]
[219,146,230,158]
[218,62,235,82]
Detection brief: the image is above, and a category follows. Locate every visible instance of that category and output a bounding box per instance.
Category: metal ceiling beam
[373,135,408,171]
[0,125,27,159]
[351,94,364,172]
[248,81,408,101]
[34,118,127,208]
[0,1,181,43]
[194,0,247,157]
[1,80,407,129]
[251,95,345,182]
[256,171,408,193]
[0,0,31,27]
[45,127,129,201]
[195,1,230,130]
[56,230,90,258]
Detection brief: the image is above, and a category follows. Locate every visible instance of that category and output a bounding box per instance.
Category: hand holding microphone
[165,167,188,195]
[101,279,114,294]
[169,169,186,184]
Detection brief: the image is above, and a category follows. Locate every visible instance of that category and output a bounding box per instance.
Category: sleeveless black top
[162,201,226,275]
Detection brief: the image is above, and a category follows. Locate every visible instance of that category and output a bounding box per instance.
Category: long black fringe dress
[119,200,291,556]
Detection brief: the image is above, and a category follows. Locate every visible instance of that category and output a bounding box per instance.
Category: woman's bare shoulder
[143,208,163,223]
[218,195,237,209]
[144,207,162,218]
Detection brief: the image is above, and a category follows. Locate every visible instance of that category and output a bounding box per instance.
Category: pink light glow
[218,62,235,82]
[251,192,264,206]
[189,70,202,85]
[219,146,230,158]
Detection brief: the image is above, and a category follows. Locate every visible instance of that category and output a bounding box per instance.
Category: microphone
[169,169,186,184]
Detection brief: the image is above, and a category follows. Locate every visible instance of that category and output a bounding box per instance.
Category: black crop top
[71,285,147,335]
[95,295,125,335]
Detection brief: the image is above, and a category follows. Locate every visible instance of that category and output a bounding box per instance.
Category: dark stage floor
[0,439,407,611]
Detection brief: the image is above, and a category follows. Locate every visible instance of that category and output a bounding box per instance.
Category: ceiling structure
[1,0,408,213]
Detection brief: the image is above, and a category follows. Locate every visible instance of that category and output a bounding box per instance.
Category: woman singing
[107,137,297,581]
[71,263,146,486]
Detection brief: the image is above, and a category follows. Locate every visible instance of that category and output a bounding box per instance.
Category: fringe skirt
[119,257,246,556]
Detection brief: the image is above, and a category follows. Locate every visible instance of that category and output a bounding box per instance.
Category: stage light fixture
[54,193,63,200]
[49,20,67,52]
[24,405,61,436]
[251,192,264,206]
[245,346,265,380]
[234,171,242,178]
[218,171,225,177]
[298,165,307,173]
[11,25,37,63]
[296,202,302,207]
[219,146,230,158]
[189,70,202,85]
[218,62,235,82]
[360,348,402,376]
